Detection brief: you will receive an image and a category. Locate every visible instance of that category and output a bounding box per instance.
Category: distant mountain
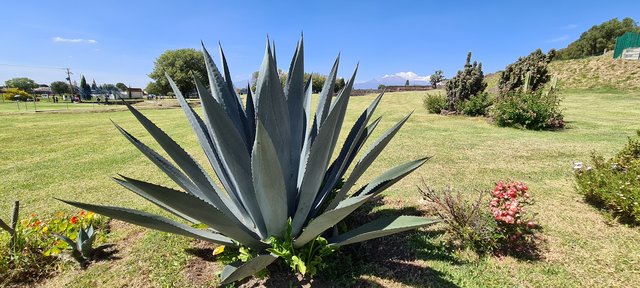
[355,72,430,89]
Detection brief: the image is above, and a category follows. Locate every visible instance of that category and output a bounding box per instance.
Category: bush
[419,185,498,254]
[2,88,30,101]
[423,93,447,114]
[457,92,492,116]
[420,180,541,257]
[489,181,541,254]
[574,131,640,224]
[492,90,564,130]
[445,52,487,113]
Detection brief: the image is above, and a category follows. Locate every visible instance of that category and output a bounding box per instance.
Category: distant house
[123,88,144,99]
[33,84,52,97]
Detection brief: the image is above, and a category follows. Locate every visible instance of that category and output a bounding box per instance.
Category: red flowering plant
[1,210,109,283]
[490,181,541,254]
[16,210,108,256]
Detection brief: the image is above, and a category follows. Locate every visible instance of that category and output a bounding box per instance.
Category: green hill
[548,51,640,91]
[486,51,640,92]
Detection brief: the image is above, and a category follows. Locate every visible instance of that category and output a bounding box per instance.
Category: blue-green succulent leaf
[252,120,288,238]
[291,66,357,236]
[327,112,413,209]
[220,254,279,284]
[116,176,263,248]
[57,199,237,246]
[328,216,441,247]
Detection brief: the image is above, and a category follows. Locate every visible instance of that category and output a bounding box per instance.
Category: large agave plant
[60,36,439,284]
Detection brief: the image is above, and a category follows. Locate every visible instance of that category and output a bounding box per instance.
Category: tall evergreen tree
[79,76,92,100]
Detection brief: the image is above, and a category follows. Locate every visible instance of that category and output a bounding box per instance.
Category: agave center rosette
[60,36,439,284]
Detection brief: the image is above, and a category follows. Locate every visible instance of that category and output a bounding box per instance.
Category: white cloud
[53,37,98,44]
[382,71,430,82]
[544,35,569,43]
[562,24,578,30]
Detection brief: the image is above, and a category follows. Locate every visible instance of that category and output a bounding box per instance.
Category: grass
[1,89,639,287]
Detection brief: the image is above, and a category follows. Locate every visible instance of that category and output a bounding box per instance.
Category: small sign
[621,47,640,60]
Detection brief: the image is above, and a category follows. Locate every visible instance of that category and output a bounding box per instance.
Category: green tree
[334,77,346,93]
[555,17,640,60]
[50,81,70,95]
[378,84,386,90]
[2,87,29,101]
[145,81,162,95]
[148,48,206,95]
[79,76,92,100]
[115,83,127,91]
[5,77,38,92]
[102,84,118,93]
[429,70,445,89]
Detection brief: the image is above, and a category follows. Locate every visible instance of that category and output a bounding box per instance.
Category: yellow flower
[213,245,225,256]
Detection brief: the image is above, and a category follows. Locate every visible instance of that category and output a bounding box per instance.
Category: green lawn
[1,89,639,287]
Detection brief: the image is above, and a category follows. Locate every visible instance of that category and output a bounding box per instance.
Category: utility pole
[65,68,77,103]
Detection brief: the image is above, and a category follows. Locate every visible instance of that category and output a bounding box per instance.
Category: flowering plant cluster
[490,181,540,246]
[18,210,107,256]
[1,210,109,284]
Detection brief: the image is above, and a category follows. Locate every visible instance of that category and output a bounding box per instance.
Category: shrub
[492,89,564,130]
[60,36,440,284]
[574,131,640,224]
[420,180,541,257]
[457,92,492,116]
[2,88,30,101]
[423,93,447,114]
[490,181,541,253]
[445,52,487,113]
[419,185,498,254]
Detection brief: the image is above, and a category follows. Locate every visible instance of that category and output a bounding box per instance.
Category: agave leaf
[58,199,237,247]
[121,101,228,211]
[285,37,305,211]
[116,176,264,248]
[245,84,256,147]
[315,55,340,127]
[255,40,292,201]
[169,76,248,223]
[194,77,266,236]
[297,74,314,191]
[201,43,244,133]
[252,120,288,237]
[111,121,202,200]
[356,157,430,197]
[86,225,95,239]
[54,234,76,250]
[329,216,441,247]
[219,43,251,142]
[327,112,413,210]
[113,177,199,223]
[220,254,279,284]
[294,194,372,248]
[292,67,356,236]
[77,227,88,251]
[312,93,384,213]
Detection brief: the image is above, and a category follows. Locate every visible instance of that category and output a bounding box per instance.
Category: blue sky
[1,1,638,88]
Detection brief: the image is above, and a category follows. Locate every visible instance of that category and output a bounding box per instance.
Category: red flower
[70,216,78,224]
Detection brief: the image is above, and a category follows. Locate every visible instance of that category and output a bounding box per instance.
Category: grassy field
[1,89,639,287]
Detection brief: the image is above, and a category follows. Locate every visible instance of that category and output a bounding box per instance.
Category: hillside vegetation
[548,51,640,91]
[486,51,640,92]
